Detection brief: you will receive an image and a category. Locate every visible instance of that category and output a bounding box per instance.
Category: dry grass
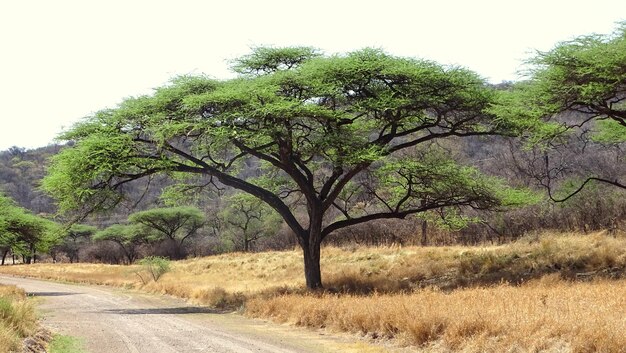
[247,276,626,352]
[2,231,626,351]
[0,284,37,353]
[5,231,626,295]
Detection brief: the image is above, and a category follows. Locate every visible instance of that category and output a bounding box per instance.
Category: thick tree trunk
[303,242,322,289]
[302,212,324,290]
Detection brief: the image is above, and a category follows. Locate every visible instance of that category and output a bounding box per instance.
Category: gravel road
[0,275,384,353]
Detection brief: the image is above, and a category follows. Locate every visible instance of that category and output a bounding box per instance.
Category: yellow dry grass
[1,231,626,351]
[247,276,626,352]
[0,284,37,353]
[3,231,625,293]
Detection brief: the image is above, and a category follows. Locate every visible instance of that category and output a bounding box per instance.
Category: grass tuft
[0,284,37,353]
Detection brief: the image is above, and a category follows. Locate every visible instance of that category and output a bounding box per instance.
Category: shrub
[135,256,171,284]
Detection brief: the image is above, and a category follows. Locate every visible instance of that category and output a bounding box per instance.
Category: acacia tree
[93,224,146,264]
[44,47,533,289]
[220,192,281,252]
[0,193,60,264]
[500,22,626,197]
[128,206,205,259]
[56,224,97,263]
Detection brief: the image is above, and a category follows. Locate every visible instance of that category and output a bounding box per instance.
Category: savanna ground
[2,231,626,352]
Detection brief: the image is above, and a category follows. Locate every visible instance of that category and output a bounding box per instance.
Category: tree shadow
[28,292,80,297]
[101,306,222,315]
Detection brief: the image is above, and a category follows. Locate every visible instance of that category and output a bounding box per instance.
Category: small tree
[1,194,24,264]
[93,224,146,264]
[220,192,281,252]
[135,256,171,283]
[128,206,205,259]
[56,224,97,263]
[0,193,60,264]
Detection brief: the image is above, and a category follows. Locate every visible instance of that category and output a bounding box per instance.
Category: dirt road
[0,275,389,353]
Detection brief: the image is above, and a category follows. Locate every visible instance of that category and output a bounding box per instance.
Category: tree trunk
[302,242,322,289]
[1,250,8,265]
[302,212,324,290]
[421,220,428,246]
[29,244,36,264]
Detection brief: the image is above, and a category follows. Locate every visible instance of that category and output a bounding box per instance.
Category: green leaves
[592,119,626,144]
[93,224,144,245]
[218,191,281,252]
[522,22,626,131]
[0,193,61,254]
[44,45,535,248]
[231,46,320,75]
[128,206,205,243]
[376,151,534,212]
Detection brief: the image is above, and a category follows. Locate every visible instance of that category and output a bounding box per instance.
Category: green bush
[136,256,171,283]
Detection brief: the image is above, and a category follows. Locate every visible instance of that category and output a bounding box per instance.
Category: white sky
[1,0,625,150]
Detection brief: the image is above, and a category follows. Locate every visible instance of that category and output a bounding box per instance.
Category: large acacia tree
[44,48,532,289]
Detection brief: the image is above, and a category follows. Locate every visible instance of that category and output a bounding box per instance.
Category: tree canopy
[496,22,626,196]
[128,206,205,259]
[93,224,146,264]
[55,223,97,263]
[0,193,60,264]
[529,22,626,130]
[44,47,536,289]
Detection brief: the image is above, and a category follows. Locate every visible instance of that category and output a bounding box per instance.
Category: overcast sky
[1,0,625,151]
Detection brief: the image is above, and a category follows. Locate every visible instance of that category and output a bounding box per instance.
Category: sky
[1,0,625,151]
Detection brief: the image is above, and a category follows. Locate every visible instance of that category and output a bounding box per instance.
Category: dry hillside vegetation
[0,284,37,353]
[2,231,626,352]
